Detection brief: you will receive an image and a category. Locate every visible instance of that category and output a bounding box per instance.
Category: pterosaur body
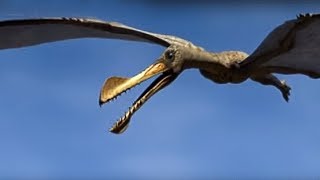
[0,14,319,133]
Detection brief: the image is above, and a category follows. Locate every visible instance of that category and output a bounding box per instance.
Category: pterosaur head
[99,45,187,134]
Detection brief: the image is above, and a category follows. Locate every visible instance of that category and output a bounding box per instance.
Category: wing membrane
[241,14,320,78]
[0,17,172,49]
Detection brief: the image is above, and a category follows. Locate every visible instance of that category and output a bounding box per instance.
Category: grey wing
[240,13,320,78]
[0,17,182,50]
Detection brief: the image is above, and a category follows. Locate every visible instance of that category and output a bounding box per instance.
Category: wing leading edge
[0,17,173,50]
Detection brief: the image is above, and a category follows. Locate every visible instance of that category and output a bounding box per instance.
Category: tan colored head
[99,45,188,134]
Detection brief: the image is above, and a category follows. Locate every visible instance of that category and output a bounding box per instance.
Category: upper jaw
[99,59,170,106]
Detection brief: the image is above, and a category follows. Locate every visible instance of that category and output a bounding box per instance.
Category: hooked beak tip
[99,93,105,107]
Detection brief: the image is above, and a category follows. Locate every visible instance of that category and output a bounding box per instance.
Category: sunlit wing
[0,17,192,50]
[240,13,320,78]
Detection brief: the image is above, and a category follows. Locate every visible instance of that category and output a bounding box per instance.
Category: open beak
[99,60,178,134]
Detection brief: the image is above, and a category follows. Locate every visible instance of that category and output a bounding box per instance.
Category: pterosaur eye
[165,50,175,61]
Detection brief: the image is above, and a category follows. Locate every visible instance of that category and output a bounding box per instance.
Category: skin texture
[0,13,319,133]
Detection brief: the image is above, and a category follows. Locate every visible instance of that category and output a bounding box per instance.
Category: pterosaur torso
[0,13,319,133]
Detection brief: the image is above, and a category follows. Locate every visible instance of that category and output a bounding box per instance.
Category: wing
[0,17,192,50]
[240,13,320,78]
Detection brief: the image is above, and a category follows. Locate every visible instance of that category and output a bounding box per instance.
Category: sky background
[0,1,320,179]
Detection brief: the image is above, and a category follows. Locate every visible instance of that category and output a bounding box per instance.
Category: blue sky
[0,1,320,179]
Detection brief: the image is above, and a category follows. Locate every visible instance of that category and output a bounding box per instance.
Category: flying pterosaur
[0,14,319,134]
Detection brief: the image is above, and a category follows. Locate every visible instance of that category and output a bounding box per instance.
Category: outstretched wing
[0,17,191,50]
[240,13,320,78]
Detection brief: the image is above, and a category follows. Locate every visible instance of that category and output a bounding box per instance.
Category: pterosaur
[0,14,319,134]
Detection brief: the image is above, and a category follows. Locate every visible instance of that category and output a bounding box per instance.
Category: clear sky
[0,1,320,179]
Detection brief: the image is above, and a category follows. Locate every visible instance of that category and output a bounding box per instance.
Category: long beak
[99,60,169,106]
[109,72,178,134]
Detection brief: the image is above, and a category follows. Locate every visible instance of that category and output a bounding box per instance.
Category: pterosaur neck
[183,50,248,72]
[182,50,249,84]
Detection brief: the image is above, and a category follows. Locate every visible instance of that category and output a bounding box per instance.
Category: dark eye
[165,50,175,60]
